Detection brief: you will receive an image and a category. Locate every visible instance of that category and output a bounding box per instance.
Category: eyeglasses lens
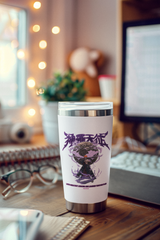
[40,166,57,183]
[8,170,31,192]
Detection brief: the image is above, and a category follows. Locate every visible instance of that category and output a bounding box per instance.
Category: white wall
[74,0,117,75]
[46,0,76,78]
[45,0,117,77]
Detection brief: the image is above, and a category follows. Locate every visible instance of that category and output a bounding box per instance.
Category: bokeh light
[28,108,36,116]
[17,49,25,59]
[27,78,35,88]
[38,61,46,69]
[36,89,39,95]
[39,88,44,94]
[33,25,40,32]
[51,26,60,34]
[33,1,41,9]
[39,40,47,49]
[36,88,44,96]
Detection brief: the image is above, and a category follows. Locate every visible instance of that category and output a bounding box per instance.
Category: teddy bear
[68,47,104,97]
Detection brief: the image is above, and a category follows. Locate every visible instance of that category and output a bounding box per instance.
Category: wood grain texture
[63,195,160,240]
[143,227,160,240]
[0,180,160,239]
[0,180,67,216]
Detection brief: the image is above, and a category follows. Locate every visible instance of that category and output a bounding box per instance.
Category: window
[0,4,26,108]
[0,0,70,134]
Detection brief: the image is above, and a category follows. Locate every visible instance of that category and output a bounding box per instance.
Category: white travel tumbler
[58,102,113,213]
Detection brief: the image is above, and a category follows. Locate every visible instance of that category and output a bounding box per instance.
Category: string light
[36,88,44,96]
[39,88,44,94]
[33,25,40,32]
[33,1,41,9]
[27,78,35,88]
[17,49,25,59]
[38,61,46,69]
[36,89,39,95]
[52,26,60,34]
[28,108,36,116]
[39,40,47,49]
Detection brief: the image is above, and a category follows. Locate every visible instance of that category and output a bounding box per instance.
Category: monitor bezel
[120,18,160,123]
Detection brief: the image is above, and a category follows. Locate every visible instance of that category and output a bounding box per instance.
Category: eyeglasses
[0,164,59,198]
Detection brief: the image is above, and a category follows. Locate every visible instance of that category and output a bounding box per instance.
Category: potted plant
[36,70,87,144]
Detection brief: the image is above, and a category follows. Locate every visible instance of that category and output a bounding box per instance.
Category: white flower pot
[39,101,59,145]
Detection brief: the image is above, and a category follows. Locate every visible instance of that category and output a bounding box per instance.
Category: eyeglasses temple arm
[2,185,12,198]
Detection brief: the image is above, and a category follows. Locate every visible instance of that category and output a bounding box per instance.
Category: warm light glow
[36,88,44,96]
[27,78,35,88]
[36,89,39,95]
[28,108,36,116]
[38,61,46,69]
[0,45,16,77]
[33,24,40,32]
[33,1,41,9]
[52,26,60,34]
[11,39,19,48]
[17,49,25,59]
[39,88,44,94]
[20,210,28,216]
[39,40,47,49]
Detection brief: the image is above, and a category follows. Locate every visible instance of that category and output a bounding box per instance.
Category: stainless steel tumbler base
[66,200,107,213]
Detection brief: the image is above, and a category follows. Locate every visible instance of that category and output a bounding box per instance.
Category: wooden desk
[0,134,159,239]
[0,180,160,240]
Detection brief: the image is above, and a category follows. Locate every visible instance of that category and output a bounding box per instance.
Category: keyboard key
[150,156,158,163]
[148,162,156,169]
[109,150,160,205]
[133,160,140,167]
[141,162,148,167]
[156,163,160,169]
[111,151,159,175]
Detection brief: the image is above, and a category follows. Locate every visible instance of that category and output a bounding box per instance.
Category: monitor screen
[120,18,160,123]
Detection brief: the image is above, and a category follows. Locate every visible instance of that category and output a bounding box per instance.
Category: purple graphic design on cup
[62,131,110,185]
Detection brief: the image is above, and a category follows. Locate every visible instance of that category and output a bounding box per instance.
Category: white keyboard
[109,151,160,205]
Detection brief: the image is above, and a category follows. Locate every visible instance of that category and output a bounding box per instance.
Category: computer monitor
[120,18,160,123]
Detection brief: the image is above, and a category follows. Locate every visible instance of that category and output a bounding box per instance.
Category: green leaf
[36,70,87,101]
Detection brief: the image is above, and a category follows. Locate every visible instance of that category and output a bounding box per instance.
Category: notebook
[35,215,90,240]
[0,145,61,176]
[0,147,90,239]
